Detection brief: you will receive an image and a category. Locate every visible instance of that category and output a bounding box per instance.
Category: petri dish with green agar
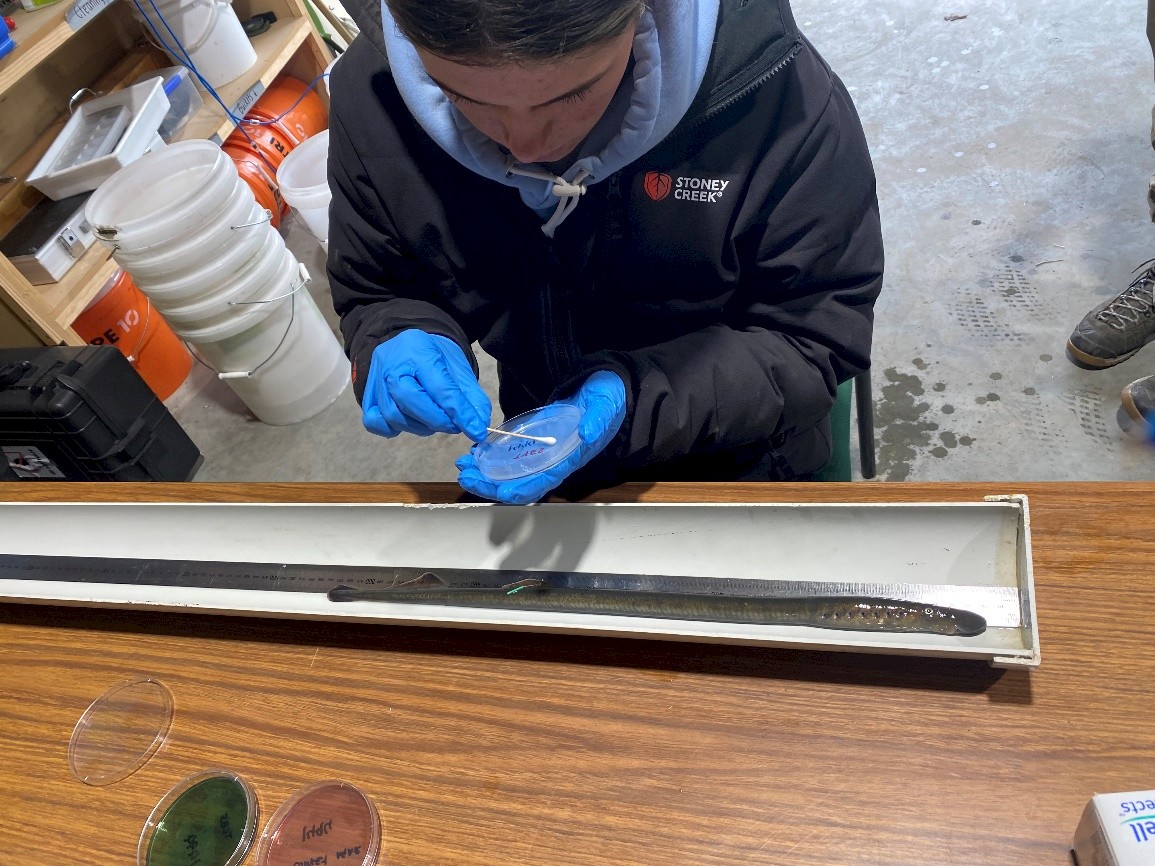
[68,677,174,786]
[256,780,380,866]
[138,770,258,866]
[475,403,582,481]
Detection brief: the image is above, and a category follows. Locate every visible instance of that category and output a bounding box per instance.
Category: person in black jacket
[327,0,884,503]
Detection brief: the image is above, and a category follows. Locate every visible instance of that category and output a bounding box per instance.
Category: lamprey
[327,575,987,636]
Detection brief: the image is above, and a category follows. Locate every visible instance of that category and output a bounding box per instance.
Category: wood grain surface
[1,481,1153,864]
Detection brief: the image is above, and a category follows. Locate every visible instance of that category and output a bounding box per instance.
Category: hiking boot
[1118,374,1155,439]
[1066,260,1155,369]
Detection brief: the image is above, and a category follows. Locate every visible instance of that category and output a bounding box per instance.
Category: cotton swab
[486,427,557,446]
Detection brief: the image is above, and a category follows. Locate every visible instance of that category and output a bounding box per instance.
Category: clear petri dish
[68,678,174,786]
[255,780,380,866]
[475,404,582,481]
[138,770,259,866]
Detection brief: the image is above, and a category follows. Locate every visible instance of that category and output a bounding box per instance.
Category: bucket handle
[231,209,273,230]
[125,297,153,367]
[226,264,309,308]
[213,264,310,380]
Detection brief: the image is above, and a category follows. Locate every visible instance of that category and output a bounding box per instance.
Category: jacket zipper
[692,40,803,128]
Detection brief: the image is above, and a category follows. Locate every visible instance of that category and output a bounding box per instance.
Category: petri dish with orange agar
[138,770,258,866]
[256,780,380,866]
[68,677,174,786]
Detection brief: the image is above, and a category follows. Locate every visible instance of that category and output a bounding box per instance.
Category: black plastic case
[0,346,202,481]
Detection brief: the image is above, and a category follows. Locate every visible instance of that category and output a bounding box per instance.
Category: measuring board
[0,554,1023,628]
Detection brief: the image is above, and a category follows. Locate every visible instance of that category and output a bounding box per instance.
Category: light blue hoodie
[380,0,720,235]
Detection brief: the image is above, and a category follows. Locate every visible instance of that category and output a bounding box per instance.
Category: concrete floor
[168,0,1155,483]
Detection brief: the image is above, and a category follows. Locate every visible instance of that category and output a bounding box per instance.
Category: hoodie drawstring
[505,160,591,237]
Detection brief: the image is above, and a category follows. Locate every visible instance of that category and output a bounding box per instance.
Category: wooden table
[1,481,1152,864]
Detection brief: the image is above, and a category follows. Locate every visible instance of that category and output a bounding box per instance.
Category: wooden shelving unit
[0,0,331,346]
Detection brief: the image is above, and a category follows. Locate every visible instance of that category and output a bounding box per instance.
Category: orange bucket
[250,75,328,143]
[224,125,294,172]
[72,270,193,401]
[223,143,289,228]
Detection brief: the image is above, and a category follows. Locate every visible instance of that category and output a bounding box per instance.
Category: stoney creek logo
[643,171,672,201]
[643,171,730,203]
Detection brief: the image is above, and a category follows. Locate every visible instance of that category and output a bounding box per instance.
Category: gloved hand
[361,329,491,441]
[455,370,627,505]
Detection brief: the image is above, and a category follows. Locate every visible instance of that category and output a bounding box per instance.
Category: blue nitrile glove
[362,329,491,441]
[455,370,627,505]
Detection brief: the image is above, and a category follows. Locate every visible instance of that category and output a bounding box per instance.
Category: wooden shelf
[43,243,118,323]
[0,0,328,346]
[0,0,108,99]
[178,16,313,144]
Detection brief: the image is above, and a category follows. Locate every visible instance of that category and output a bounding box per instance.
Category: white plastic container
[134,220,281,305]
[322,56,339,98]
[113,190,263,279]
[132,65,205,142]
[190,272,351,425]
[166,248,298,342]
[28,79,171,201]
[133,0,257,90]
[158,239,290,328]
[86,141,240,254]
[276,129,330,250]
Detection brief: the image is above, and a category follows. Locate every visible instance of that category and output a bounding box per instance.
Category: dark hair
[386,0,646,63]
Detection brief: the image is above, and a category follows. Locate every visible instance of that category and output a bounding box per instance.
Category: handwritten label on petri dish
[257,782,379,866]
[141,773,257,866]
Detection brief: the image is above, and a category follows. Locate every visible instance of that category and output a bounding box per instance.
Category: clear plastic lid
[68,677,173,786]
[138,770,259,866]
[255,780,380,866]
[475,403,583,481]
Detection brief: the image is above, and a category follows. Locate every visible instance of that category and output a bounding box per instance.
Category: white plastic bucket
[158,238,290,327]
[114,185,263,280]
[133,0,257,89]
[322,56,339,98]
[276,129,330,249]
[166,247,297,342]
[191,280,351,425]
[136,221,282,306]
[86,142,240,254]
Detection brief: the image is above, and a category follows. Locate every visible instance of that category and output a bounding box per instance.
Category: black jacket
[327,0,883,491]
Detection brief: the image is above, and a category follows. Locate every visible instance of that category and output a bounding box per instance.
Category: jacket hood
[380,0,720,235]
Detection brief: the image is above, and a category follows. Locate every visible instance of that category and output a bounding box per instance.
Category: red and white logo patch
[643,171,673,201]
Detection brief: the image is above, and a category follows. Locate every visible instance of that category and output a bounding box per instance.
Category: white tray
[0,496,1040,668]
[27,79,171,200]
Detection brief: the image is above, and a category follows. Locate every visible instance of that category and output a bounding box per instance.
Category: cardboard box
[1073,790,1155,866]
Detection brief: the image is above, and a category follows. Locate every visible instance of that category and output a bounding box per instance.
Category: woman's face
[416,25,637,165]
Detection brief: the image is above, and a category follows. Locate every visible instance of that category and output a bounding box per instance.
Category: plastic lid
[68,678,173,786]
[138,770,259,866]
[255,781,380,866]
[475,403,582,481]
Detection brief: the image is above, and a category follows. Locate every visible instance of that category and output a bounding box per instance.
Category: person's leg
[1147,0,1155,77]
[1067,5,1155,372]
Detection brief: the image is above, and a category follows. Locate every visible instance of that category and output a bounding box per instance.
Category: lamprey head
[934,605,987,636]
